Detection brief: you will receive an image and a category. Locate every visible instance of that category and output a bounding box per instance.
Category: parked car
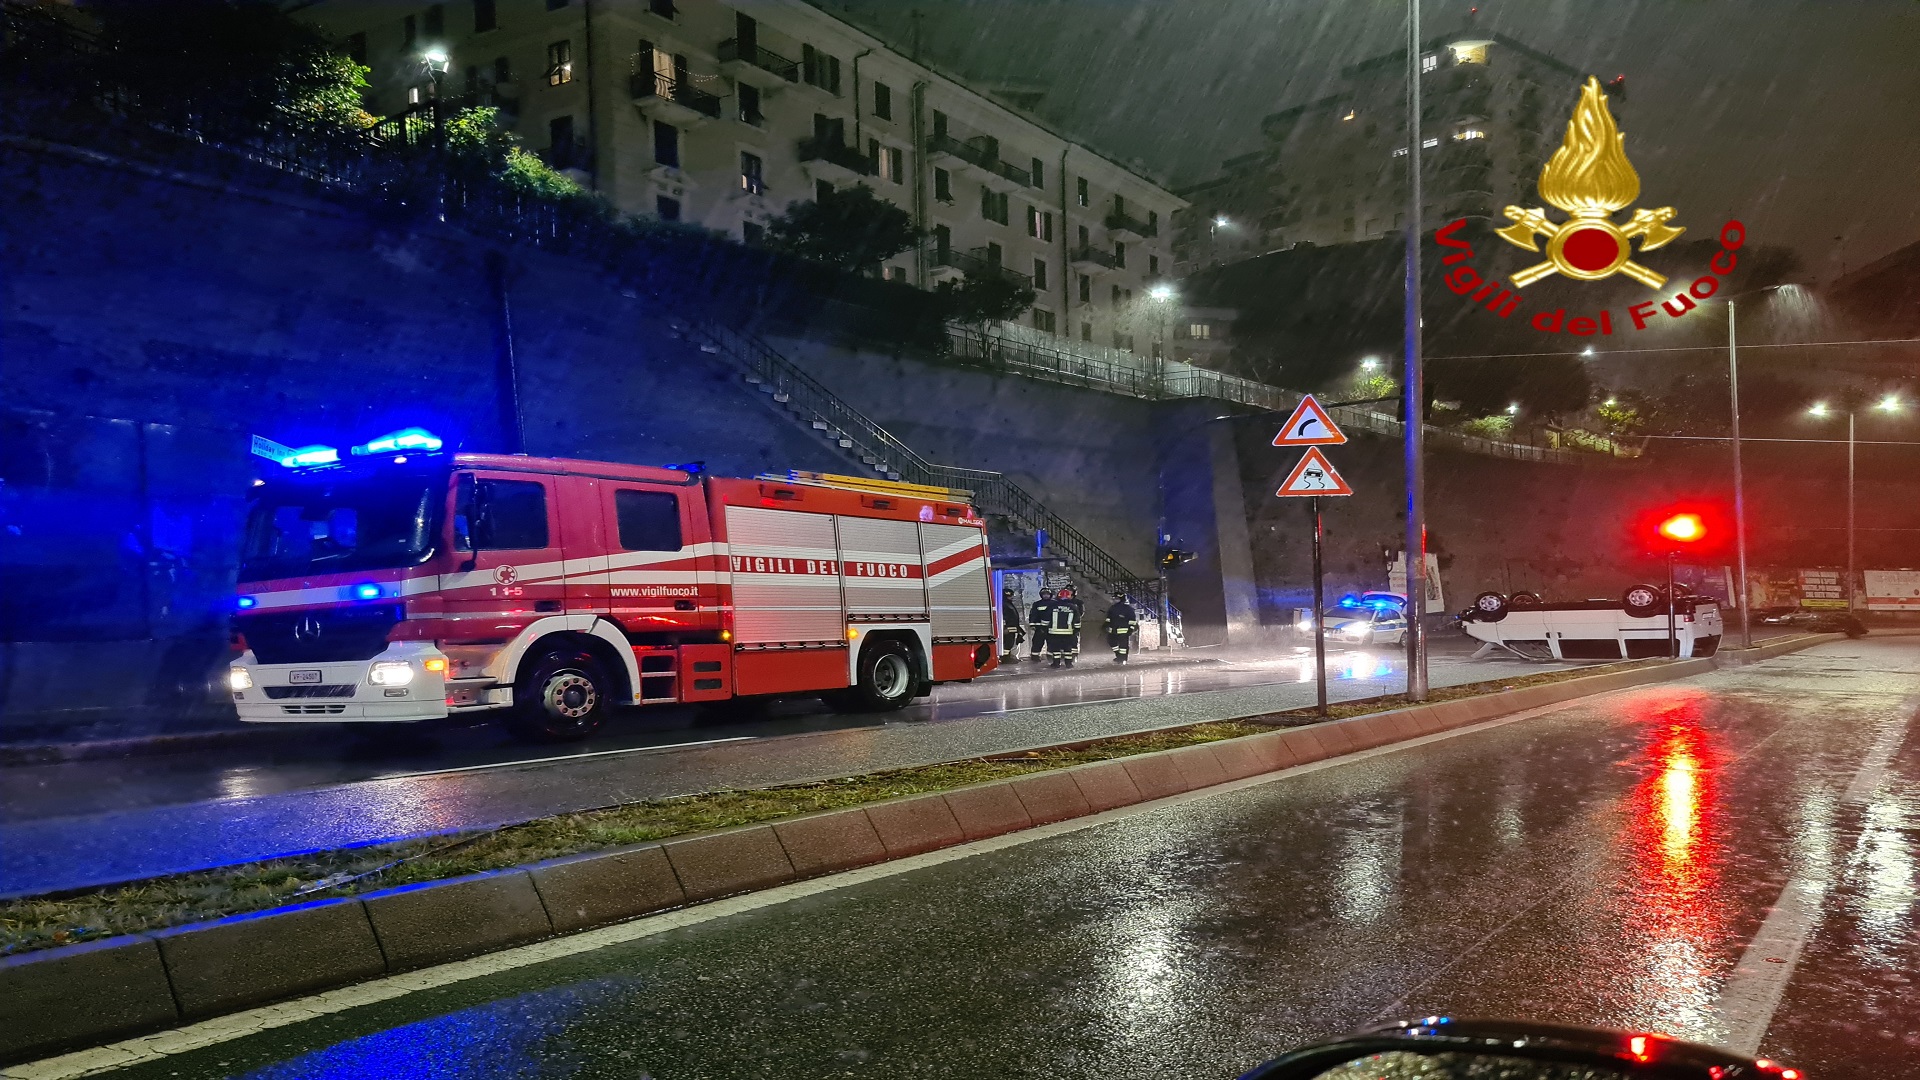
[1297,593,1409,647]
[1756,606,1867,638]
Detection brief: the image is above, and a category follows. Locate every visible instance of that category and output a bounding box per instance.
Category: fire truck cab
[229,449,998,740]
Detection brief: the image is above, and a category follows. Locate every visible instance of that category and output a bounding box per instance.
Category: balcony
[1069,244,1119,273]
[630,71,721,125]
[932,246,1032,289]
[1104,209,1156,241]
[797,135,875,182]
[982,157,1031,194]
[718,38,799,89]
[928,131,996,174]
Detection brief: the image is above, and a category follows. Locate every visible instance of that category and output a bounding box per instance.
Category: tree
[90,0,371,134]
[935,271,1037,325]
[765,184,918,273]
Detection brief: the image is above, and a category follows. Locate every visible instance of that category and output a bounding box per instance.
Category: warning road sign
[1272,395,1347,446]
[1275,447,1353,497]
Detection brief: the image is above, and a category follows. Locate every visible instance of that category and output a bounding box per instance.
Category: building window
[346,32,367,65]
[802,45,841,94]
[1420,52,1439,73]
[424,4,444,38]
[740,151,765,195]
[1422,136,1440,149]
[816,179,832,202]
[877,144,904,184]
[1149,254,1159,276]
[403,14,417,49]
[474,0,496,32]
[933,224,951,260]
[1111,284,1121,306]
[1454,128,1486,141]
[1188,322,1211,339]
[1081,321,1092,341]
[874,81,892,120]
[743,221,765,245]
[409,86,421,105]
[934,168,952,202]
[1033,308,1056,333]
[547,114,577,168]
[932,110,948,139]
[494,55,512,83]
[648,0,676,17]
[1113,241,1126,268]
[464,64,480,95]
[547,40,573,85]
[985,242,1003,269]
[1030,157,1044,189]
[981,188,1009,226]
[884,265,906,281]
[1078,274,1091,303]
[1077,224,1089,248]
[1391,146,1409,157]
[1076,176,1088,207]
[656,195,681,220]
[738,84,762,125]
[1032,258,1048,290]
[652,119,678,167]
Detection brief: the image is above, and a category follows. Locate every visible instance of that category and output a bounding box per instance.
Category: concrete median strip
[0,635,1839,1068]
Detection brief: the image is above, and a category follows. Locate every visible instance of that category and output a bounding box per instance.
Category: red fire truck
[228,443,998,740]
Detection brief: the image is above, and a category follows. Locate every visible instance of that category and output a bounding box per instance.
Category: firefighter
[1045,585,1084,667]
[1001,585,1026,658]
[1027,589,1054,662]
[1105,595,1139,663]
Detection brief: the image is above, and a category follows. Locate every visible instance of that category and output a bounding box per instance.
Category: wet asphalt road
[0,637,1569,896]
[60,638,1919,1080]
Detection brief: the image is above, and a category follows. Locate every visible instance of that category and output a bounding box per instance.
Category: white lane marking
[1710,698,1915,1056]
[4,698,1596,1080]
[366,736,756,782]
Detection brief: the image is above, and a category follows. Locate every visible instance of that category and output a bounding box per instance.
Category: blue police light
[1339,595,1360,608]
[352,583,383,600]
[235,595,257,610]
[352,427,444,456]
[280,445,340,468]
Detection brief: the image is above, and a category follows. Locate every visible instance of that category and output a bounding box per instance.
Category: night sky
[824,0,1920,284]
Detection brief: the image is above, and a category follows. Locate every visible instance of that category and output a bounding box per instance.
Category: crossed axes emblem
[1494,205,1685,289]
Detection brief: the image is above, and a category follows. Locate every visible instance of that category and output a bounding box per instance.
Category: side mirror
[1241,1020,1799,1080]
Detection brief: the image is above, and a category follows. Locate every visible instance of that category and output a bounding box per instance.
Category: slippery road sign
[1275,447,1353,497]
[1271,395,1347,446]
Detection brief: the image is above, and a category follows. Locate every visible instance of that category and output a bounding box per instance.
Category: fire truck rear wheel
[508,646,611,742]
[849,638,918,712]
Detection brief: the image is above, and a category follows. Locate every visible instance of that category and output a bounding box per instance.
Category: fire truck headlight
[369,661,415,687]
[228,666,253,691]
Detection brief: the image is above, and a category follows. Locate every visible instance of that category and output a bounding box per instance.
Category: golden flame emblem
[1495,77,1683,287]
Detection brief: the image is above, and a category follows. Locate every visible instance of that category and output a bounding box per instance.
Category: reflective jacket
[1047,598,1084,635]
[1105,602,1138,635]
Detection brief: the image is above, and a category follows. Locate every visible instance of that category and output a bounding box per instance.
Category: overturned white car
[1458,586,1724,661]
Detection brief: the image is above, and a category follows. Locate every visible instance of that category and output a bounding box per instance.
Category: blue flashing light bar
[280,445,341,468]
[352,583,383,601]
[236,595,258,610]
[352,427,444,456]
[1339,595,1360,608]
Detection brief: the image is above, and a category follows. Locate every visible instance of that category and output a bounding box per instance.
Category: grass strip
[0,657,1670,956]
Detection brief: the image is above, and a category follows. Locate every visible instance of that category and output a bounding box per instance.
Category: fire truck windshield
[240,473,442,582]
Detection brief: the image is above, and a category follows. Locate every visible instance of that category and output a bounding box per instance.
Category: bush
[936,271,1037,325]
[765,184,919,273]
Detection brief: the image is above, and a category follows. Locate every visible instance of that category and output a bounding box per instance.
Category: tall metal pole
[1401,0,1428,700]
[1728,301,1753,648]
[1847,409,1857,614]
[1312,497,1327,717]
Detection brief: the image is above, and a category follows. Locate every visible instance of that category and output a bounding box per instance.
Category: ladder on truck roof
[758,471,975,503]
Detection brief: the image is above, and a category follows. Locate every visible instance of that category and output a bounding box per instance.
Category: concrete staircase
[676,319,1158,604]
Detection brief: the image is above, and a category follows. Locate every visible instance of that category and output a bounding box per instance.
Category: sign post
[1274,397,1353,716]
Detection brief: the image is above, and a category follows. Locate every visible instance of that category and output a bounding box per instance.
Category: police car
[1297,592,1410,647]
[1457,585,1724,661]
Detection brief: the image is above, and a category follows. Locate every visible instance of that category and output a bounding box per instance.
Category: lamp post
[1401,0,1427,701]
[1720,284,1788,648]
[1149,283,1177,366]
[422,48,451,222]
[1809,395,1905,613]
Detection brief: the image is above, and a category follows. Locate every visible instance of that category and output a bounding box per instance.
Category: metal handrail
[716,38,798,82]
[796,134,874,175]
[629,70,721,119]
[1104,209,1156,237]
[685,321,1158,599]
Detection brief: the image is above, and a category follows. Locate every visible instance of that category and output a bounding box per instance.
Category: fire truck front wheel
[507,646,611,742]
[847,638,919,712]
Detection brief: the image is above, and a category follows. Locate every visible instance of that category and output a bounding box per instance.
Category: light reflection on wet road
[78,639,1920,1080]
[0,638,1564,896]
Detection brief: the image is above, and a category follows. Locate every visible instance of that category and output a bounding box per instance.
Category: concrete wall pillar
[1155,402,1261,648]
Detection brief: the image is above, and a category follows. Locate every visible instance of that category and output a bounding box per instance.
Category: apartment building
[1174,29,1592,274]
[302,0,1184,345]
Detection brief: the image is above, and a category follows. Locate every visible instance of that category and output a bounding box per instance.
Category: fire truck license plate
[290,670,323,684]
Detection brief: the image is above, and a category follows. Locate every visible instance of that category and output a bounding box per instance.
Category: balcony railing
[717,38,799,83]
[934,246,1032,288]
[629,71,722,119]
[1104,209,1156,238]
[1069,244,1119,270]
[928,131,995,170]
[797,135,875,176]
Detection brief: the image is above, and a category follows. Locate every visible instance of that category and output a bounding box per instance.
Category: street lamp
[421,48,451,221]
[1148,283,1177,362]
[1808,395,1906,613]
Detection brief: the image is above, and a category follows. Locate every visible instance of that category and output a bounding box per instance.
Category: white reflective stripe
[564,542,726,576]
[926,556,988,587]
[922,534,983,562]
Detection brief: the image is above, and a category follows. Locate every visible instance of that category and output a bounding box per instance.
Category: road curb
[0,633,1840,1065]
